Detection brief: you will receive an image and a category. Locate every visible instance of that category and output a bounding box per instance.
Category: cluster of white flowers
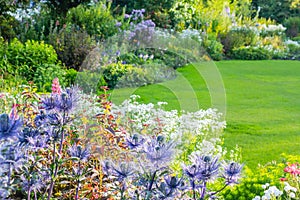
[260,24,286,35]
[180,29,203,43]
[284,40,300,47]
[138,54,154,61]
[113,95,225,141]
[253,184,283,200]
[284,182,297,199]
[231,23,286,37]
[253,182,299,200]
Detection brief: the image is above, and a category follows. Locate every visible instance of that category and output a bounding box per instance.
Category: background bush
[66,2,117,40]
[284,17,300,38]
[48,25,95,70]
[230,47,272,60]
[220,27,258,56]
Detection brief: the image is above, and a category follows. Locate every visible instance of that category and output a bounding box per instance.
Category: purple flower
[143,136,175,167]
[103,161,135,181]
[55,88,78,113]
[156,175,183,199]
[68,144,90,162]
[0,113,22,140]
[223,162,243,184]
[126,134,145,149]
[196,155,220,182]
[115,22,122,27]
[17,127,40,147]
[41,95,57,111]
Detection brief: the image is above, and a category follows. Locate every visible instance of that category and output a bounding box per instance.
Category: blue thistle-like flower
[223,162,243,184]
[126,134,145,149]
[34,111,47,127]
[103,161,135,181]
[55,87,78,113]
[156,175,183,199]
[41,95,57,111]
[0,144,25,170]
[143,136,175,167]
[164,175,183,190]
[18,127,40,147]
[0,113,22,140]
[196,155,220,182]
[68,144,90,162]
[182,164,200,179]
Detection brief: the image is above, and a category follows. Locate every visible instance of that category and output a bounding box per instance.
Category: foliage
[284,17,300,38]
[43,0,90,18]
[203,35,224,61]
[112,0,176,28]
[0,15,19,41]
[48,24,96,70]
[220,27,258,55]
[0,38,67,91]
[170,0,252,33]
[5,39,59,79]
[230,46,272,60]
[251,0,299,24]
[33,63,66,92]
[66,2,117,40]
[285,40,300,60]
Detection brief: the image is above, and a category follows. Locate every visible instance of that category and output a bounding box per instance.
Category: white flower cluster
[284,40,300,47]
[284,182,297,199]
[253,184,283,200]
[180,29,203,43]
[113,95,225,141]
[260,24,286,34]
[231,23,286,37]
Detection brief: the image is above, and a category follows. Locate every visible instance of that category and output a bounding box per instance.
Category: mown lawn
[111,60,300,169]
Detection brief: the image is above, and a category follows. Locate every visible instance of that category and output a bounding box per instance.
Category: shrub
[48,25,95,70]
[117,62,176,88]
[5,39,59,80]
[220,27,258,55]
[284,17,300,38]
[65,68,78,86]
[66,2,117,40]
[0,15,19,41]
[230,46,272,60]
[33,63,66,92]
[203,36,224,61]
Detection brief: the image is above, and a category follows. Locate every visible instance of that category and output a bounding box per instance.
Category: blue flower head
[56,87,78,113]
[103,161,135,182]
[223,162,243,184]
[126,133,145,149]
[143,136,175,167]
[0,112,22,140]
[18,127,40,147]
[196,155,220,182]
[68,144,90,162]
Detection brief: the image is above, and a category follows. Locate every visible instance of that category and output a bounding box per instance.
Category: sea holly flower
[126,133,145,149]
[143,136,175,168]
[0,111,23,140]
[17,127,41,147]
[68,144,90,162]
[223,162,243,184]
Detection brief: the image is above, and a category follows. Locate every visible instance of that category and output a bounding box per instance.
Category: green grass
[111,60,300,169]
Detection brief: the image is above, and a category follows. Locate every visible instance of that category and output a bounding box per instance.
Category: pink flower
[51,78,62,95]
[284,163,300,176]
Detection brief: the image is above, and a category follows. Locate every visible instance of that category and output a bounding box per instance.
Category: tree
[44,0,91,18]
[252,0,299,23]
